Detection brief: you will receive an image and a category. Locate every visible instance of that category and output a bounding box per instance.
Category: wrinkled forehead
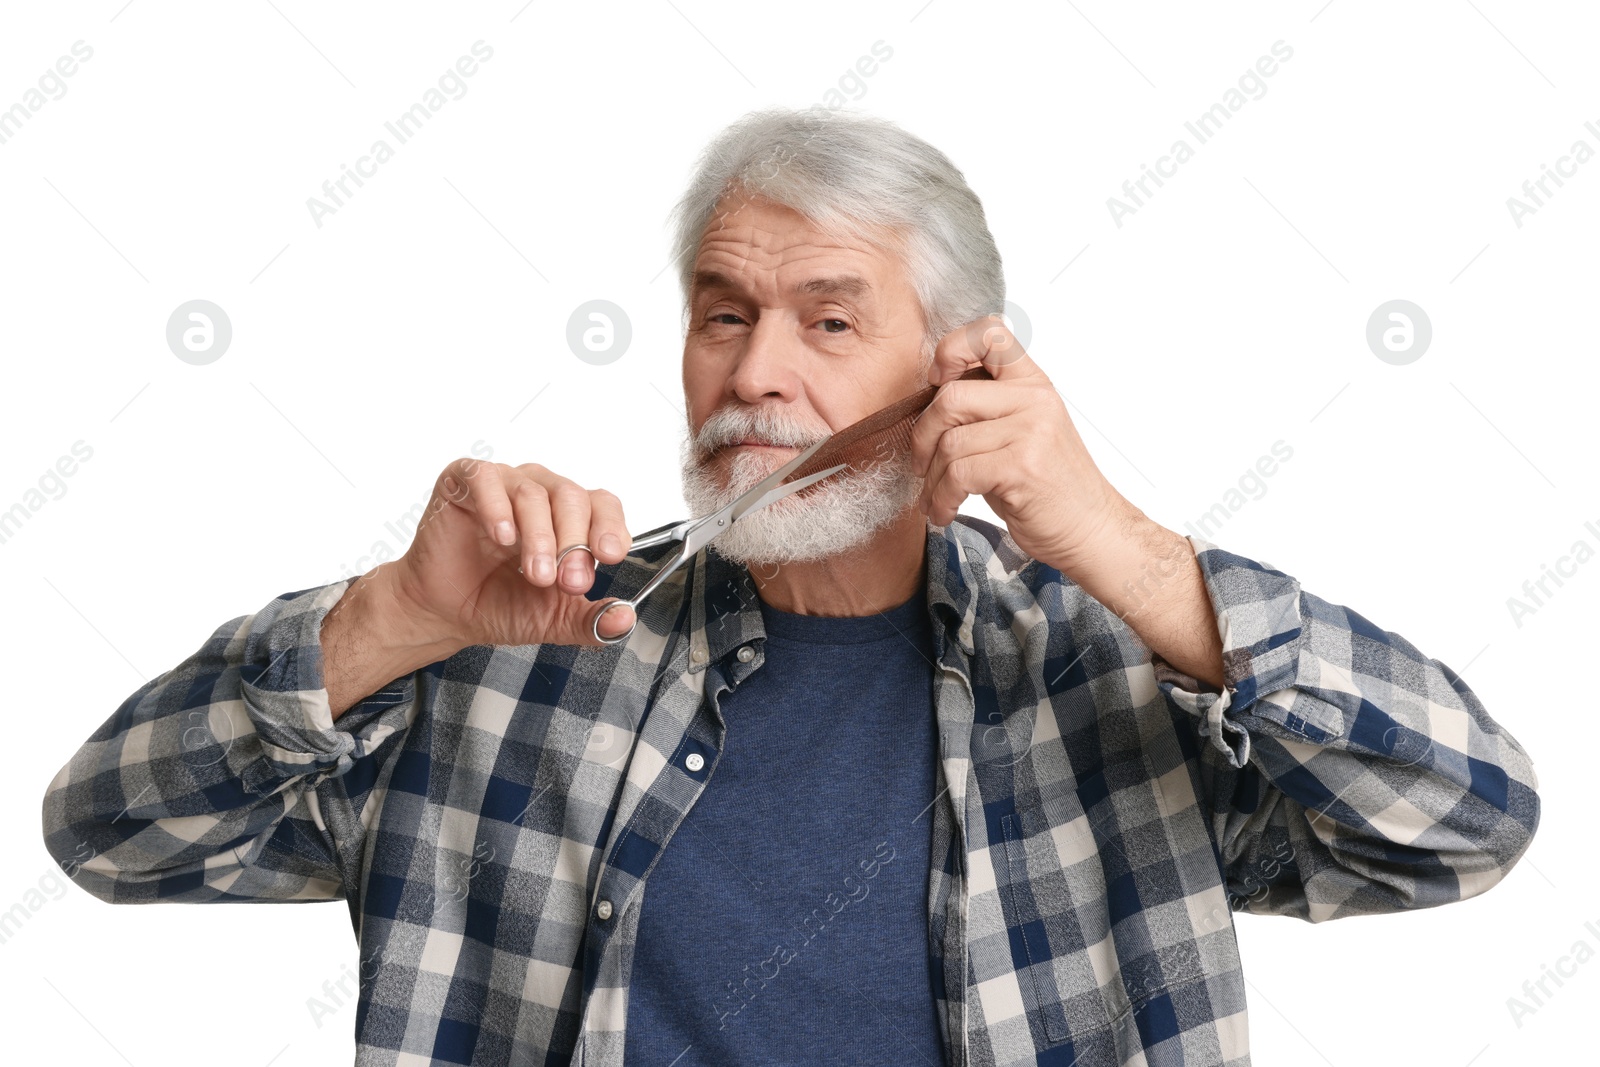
[690,192,911,299]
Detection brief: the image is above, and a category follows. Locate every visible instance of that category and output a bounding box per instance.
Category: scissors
[553,438,849,645]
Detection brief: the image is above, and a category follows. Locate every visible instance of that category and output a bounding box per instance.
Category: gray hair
[668,107,1005,354]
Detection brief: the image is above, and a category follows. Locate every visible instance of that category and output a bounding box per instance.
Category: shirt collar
[683,519,993,675]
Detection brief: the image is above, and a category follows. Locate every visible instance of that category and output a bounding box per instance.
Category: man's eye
[820,319,850,333]
[710,313,745,325]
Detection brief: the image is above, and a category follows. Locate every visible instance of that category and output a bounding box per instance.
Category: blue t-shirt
[624,585,945,1066]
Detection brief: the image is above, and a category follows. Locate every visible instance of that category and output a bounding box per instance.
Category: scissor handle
[552,544,638,646]
[591,599,637,645]
[556,537,687,647]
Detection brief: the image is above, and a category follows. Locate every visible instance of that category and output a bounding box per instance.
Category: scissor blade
[735,461,848,518]
[722,437,829,523]
[677,438,831,557]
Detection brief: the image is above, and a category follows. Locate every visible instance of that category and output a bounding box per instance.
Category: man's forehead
[690,198,902,299]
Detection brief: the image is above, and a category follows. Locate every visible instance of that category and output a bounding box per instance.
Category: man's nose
[727,313,801,406]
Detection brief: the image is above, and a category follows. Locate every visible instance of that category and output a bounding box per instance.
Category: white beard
[679,402,924,566]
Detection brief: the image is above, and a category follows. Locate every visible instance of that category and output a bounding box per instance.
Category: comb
[786,365,993,485]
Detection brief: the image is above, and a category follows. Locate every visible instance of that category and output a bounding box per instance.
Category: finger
[535,589,637,647]
[448,458,516,545]
[920,416,1018,511]
[592,600,636,640]
[909,377,1025,476]
[923,449,1006,527]
[543,477,595,593]
[509,478,557,586]
[929,316,1039,386]
[585,489,631,565]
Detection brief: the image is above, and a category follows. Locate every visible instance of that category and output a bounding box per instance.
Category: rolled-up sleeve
[1151,534,1540,922]
[41,579,422,906]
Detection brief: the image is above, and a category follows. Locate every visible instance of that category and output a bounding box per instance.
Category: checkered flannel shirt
[42,515,1540,1066]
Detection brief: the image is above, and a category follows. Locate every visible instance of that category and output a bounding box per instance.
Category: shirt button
[735,645,755,663]
[690,647,708,665]
[596,899,613,921]
[685,753,705,772]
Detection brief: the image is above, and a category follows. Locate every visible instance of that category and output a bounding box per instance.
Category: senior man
[45,108,1538,1067]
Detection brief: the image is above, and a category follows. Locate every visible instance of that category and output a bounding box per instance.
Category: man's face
[679,192,930,564]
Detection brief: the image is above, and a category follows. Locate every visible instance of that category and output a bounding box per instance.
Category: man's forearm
[1054,506,1227,690]
[320,566,462,719]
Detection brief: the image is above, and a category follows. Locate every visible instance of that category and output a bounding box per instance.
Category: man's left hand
[910,315,1227,689]
[909,315,1135,574]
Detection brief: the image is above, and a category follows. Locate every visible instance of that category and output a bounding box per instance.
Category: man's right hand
[384,458,638,650]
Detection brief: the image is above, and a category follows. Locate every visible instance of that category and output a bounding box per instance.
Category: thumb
[540,590,636,647]
[591,600,636,643]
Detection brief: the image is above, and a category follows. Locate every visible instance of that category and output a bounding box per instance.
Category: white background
[2,1,1594,1064]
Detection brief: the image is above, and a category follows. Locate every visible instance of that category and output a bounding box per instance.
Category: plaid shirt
[42,515,1540,1066]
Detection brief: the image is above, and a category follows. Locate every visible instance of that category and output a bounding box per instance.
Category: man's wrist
[1071,513,1180,616]
[364,563,466,659]
[321,565,463,719]
[1046,497,1161,596]
[1056,514,1227,689]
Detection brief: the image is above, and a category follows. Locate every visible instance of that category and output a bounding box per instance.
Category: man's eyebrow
[689,271,875,302]
[797,275,871,299]
[689,270,738,296]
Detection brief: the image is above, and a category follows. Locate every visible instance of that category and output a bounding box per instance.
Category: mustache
[691,404,832,461]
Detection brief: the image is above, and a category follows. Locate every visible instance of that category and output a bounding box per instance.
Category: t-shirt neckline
[756,585,930,645]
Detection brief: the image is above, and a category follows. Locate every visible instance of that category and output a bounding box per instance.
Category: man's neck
[748,506,929,617]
